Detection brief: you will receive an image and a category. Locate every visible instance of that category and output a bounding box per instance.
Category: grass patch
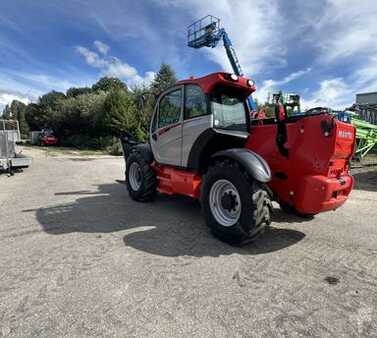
[22,144,110,156]
[44,146,108,156]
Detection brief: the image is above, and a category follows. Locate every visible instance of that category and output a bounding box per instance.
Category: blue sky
[0,0,376,112]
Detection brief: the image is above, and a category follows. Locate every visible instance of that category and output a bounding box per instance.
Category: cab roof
[176,72,256,97]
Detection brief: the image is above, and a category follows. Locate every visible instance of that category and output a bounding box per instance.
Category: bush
[2,63,179,150]
[60,134,101,149]
[105,138,123,156]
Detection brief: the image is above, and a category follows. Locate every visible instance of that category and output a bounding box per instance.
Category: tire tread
[202,159,271,245]
[126,152,157,202]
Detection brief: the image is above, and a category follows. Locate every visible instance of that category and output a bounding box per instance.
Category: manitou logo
[338,130,353,139]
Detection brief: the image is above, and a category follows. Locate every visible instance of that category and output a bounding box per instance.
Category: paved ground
[1,147,377,337]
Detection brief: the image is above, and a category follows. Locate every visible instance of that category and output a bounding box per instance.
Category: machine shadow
[28,182,306,257]
[66,158,97,162]
[352,169,377,192]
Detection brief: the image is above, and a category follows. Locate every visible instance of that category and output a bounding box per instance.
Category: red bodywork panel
[177,72,255,98]
[152,163,202,199]
[246,114,355,214]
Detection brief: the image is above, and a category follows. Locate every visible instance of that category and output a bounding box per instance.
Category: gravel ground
[1,147,377,337]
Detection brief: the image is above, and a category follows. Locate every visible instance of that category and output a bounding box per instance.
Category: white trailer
[0,119,32,172]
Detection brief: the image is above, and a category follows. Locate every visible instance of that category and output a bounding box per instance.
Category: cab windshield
[210,87,248,131]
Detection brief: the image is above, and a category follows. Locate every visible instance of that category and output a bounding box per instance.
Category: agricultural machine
[120,16,356,244]
[336,108,377,160]
[271,92,301,115]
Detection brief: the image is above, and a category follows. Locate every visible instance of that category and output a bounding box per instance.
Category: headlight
[230,74,238,81]
[247,79,255,87]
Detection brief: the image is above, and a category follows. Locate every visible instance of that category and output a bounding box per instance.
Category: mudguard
[131,144,154,164]
[119,132,139,160]
[212,148,271,183]
[120,133,154,164]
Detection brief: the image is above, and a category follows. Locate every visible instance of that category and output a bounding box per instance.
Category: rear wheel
[202,160,271,245]
[126,152,157,202]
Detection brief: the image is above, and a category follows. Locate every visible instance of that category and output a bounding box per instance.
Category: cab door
[150,86,183,166]
[181,84,211,167]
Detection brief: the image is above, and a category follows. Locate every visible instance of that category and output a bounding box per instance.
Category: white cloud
[175,0,286,76]
[254,68,312,103]
[312,0,377,62]
[17,73,77,92]
[0,92,30,105]
[76,43,155,87]
[75,46,108,68]
[278,68,312,85]
[0,68,91,114]
[298,1,377,110]
[0,89,31,114]
[0,72,42,113]
[301,78,353,110]
[94,40,110,55]
[301,56,377,110]
[176,0,376,109]
[353,56,377,93]
[105,57,138,78]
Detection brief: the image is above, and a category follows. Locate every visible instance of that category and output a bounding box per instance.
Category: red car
[40,129,58,146]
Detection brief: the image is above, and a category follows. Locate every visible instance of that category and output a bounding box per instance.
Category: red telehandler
[120,72,355,244]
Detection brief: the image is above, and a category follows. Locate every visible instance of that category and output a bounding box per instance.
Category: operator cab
[211,85,249,132]
[149,72,255,168]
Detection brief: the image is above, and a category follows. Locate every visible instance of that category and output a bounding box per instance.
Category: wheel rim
[129,162,142,191]
[209,179,241,227]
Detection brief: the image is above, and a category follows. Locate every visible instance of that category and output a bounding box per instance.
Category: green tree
[3,100,30,137]
[131,84,152,135]
[92,77,127,93]
[32,91,66,134]
[139,63,177,131]
[59,91,108,135]
[2,104,11,119]
[5,71,183,148]
[25,103,46,130]
[150,63,177,96]
[66,87,92,98]
[39,91,66,109]
[17,105,29,137]
[101,89,145,140]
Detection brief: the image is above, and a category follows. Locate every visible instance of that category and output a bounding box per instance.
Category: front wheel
[126,152,157,202]
[202,160,271,245]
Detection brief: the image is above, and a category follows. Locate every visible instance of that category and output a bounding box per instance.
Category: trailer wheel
[126,152,157,202]
[202,160,271,245]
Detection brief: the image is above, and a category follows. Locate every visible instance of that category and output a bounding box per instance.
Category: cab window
[158,89,182,128]
[185,85,207,119]
[210,86,248,131]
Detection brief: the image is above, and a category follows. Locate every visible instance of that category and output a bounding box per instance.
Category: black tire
[279,202,314,219]
[202,160,271,245]
[126,152,157,202]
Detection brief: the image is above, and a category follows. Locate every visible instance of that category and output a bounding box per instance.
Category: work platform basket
[187,15,221,49]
